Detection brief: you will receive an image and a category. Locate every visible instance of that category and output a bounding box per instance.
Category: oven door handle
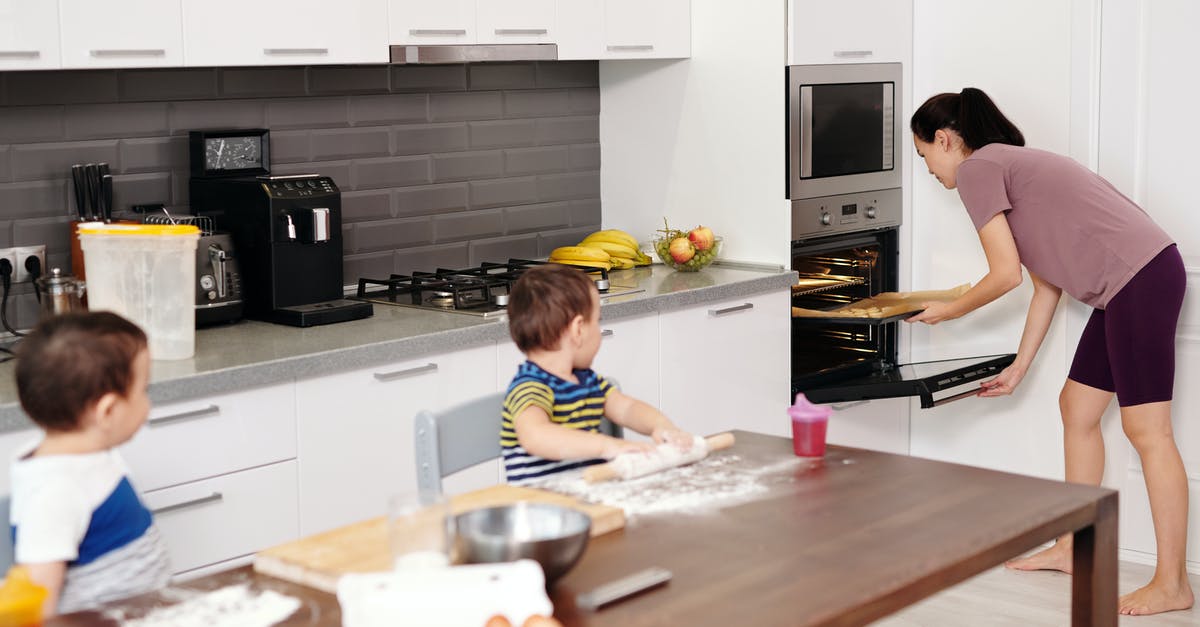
[926,386,985,408]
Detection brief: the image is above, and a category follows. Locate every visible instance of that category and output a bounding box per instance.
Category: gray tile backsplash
[0,61,601,329]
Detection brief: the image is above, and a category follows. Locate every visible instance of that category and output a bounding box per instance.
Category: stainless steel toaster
[195,232,243,326]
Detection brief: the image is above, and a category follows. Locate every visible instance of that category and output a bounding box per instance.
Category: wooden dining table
[48,430,1117,626]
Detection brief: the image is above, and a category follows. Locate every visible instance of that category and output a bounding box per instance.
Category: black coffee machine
[188,129,372,327]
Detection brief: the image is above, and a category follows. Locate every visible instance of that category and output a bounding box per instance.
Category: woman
[907,87,1190,616]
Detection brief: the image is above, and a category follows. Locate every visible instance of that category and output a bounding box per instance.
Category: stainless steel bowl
[454,502,591,584]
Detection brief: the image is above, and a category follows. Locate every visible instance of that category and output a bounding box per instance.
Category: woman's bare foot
[1004,543,1072,574]
[1119,578,1195,615]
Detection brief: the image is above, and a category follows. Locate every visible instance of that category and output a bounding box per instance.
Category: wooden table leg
[1072,492,1118,626]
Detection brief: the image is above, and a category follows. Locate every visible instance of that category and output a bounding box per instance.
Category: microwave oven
[787,63,902,200]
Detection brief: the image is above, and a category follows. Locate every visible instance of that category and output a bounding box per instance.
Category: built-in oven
[788,188,1015,407]
[787,62,902,201]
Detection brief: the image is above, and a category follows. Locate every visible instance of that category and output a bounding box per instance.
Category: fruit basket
[651,222,721,272]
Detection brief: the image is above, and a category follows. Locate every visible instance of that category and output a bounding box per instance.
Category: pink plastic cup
[788,393,832,457]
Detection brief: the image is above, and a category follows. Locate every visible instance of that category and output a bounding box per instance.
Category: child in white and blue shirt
[9,312,170,616]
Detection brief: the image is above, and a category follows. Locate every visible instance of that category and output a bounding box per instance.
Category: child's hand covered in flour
[651,426,695,452]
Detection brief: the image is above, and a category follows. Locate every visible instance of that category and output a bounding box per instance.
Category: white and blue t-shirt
[9,443,171,614]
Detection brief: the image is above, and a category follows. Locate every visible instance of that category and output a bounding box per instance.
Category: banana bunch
[548,229,652,271]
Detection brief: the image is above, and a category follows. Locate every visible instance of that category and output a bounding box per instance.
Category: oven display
[841,204,857,216]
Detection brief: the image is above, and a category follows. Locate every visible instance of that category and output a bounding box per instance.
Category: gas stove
[355,259,644,318]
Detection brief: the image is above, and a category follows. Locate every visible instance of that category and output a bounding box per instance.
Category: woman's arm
[979,269,1062,396]
[26,561,66,618]
[603,389,694,449]
[908,212,1024,324]
[514,404,651,460]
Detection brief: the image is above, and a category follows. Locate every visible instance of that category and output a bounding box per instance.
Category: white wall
[907,0,1076,479]
[597,0,790,266]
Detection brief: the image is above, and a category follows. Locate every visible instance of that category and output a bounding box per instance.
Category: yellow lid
[77,224,200,236]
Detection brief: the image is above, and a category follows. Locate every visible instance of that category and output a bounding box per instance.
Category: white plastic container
[78,224,200,360]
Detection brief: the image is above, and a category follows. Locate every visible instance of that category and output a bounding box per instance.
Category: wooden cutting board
[253,485,625,593]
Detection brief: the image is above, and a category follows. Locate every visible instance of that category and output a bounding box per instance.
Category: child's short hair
[508,264,598,352]
[16,312,148,432]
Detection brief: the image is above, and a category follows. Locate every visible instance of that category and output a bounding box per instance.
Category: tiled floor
[877,561,1200,626]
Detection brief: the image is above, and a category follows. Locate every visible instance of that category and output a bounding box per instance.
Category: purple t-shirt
[956,143,1173,308]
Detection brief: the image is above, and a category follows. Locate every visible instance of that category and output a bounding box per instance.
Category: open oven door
[801,353,1017,409]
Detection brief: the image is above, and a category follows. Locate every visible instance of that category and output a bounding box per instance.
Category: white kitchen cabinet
[121,383,296,493]
[476,0,555,45]
[0,2,60,70]
[557,0,690,60]
[295,344,497,535]
[497,312,661,441]
[658,289,791,438]
[389,0,475,45]
[183,0,388,67]
[790,0,910,65]
[824,398,909,455]
[59,0,183,69]
[143,460,298,574]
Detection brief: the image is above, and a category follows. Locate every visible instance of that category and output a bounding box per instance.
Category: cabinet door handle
[263,47,329,55]
[830,400,870,411]
[409,29,468,36]
[708,303,753,317]
[833,50,873,58]
[374,362,439,382]
[0,50,40,59]
[600,329,614,338]
[607,44,654,52]
[150,492,223,515]
[149,404,220,427]
[494,28,548,35]
[89,49,166,58]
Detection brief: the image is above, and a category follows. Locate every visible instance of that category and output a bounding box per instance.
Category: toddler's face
[109,348,152,446]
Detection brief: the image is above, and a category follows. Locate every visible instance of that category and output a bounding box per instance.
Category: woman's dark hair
[910,87,1025,150]
[508,264,597,353]
[16,312,147,431]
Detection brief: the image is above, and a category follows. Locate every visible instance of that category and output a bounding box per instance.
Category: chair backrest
[0,495,12,573]
[414,381,624,495]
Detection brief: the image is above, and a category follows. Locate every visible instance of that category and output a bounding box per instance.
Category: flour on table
[536,454,809,517]
[104,583,301,627]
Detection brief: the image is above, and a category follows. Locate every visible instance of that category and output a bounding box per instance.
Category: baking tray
[791,309,921,325]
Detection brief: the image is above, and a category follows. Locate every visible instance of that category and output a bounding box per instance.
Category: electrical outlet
[1,245,46,283]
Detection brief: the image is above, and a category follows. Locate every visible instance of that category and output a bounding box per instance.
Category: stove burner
[355,259,627,317]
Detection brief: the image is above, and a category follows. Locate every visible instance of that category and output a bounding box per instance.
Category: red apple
[668,237,695,263]
[688,226,715,251]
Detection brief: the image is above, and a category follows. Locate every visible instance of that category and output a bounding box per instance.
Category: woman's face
[913,129,968,189]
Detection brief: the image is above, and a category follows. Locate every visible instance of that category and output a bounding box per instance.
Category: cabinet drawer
[143,460,298,574]
[122,383,296,492]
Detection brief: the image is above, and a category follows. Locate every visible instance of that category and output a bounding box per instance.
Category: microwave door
[801,354,1017,409]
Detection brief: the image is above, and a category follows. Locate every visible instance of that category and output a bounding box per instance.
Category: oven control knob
[819,211,832,226]
[865,206,877,219]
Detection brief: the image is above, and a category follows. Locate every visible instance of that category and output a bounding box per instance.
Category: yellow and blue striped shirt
[501,361,613,484]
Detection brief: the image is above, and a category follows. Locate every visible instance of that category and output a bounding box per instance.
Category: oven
[789,188,1015,408]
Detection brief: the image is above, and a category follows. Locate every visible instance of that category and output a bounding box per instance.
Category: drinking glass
[388,491,453,570]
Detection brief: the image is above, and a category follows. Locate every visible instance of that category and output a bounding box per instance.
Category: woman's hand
[906,301,957,325]
[979,364,1026,397]
[651,426,695,452]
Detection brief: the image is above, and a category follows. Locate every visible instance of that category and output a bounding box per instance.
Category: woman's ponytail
[911,87,1024,150]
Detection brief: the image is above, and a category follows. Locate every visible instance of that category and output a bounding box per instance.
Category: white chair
[0,495,12,573]
[414,386,623,495]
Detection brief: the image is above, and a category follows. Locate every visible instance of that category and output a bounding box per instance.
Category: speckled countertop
[0,263,795,432]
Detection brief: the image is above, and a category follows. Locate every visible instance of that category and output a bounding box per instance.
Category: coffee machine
[188,129,372,327]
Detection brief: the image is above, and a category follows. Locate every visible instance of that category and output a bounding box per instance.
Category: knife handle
[100,174,113,221]
[71,165,87,220]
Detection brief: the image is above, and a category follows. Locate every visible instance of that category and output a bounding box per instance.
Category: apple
[688,225,715,251]
[668,237,695,263]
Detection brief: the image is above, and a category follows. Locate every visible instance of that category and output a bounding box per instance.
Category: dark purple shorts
[1068,245,1186,407]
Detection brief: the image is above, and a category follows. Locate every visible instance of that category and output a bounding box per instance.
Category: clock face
[205,136,263,170]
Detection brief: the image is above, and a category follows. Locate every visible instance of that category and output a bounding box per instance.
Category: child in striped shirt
[501,264,693,484]
[10,312,171,617]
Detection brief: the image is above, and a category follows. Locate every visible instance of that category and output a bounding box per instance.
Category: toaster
[195,232,244,326]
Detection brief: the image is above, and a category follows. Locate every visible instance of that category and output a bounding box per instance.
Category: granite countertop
[0,263,795,432]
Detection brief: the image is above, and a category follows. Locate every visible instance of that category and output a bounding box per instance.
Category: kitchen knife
[99,174,113,222]
[83,163,99,221]
[70,164,87,221]
[95,163,110,220]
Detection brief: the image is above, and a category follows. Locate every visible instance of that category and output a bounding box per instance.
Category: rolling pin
[583,432,736,483]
